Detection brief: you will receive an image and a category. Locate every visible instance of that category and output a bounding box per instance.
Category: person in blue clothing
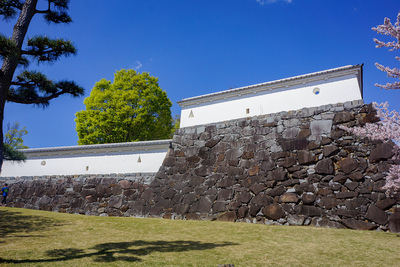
[2,183,9,206]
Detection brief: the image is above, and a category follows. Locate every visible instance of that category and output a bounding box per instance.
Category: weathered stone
[265,185,285,197]
[310,120,332,135]
[238,191,252,203]
[263,204,285,220]
[376,199,396,210]
[183,193,198,205]
[349,171,364,182]
[344,182,359,191]
[217,211,237,222]
[187,155,201,163]
[307,142,320,150]
[191,196,213,213]
[335,209,361,218]
[163,156,176,167]
[266,168,287,181]
[212,202,227,213]
[260,160,275,171]
[279,192,299,203]
[242,151,254,159]
[295,183,315,194]
[302,194,316,204]
[344,197,369,209]
[321,137,332,145]
[323,145,339,157]
[282,179,300,186]
[237,206,249,218]
[292,170,308,179]
[365,205,388,225]
[322,197,338,209]
[297,150,316,165]
[216,177,236,188]
[315,158,334,174]
[310,217,346,229]
[295,205,325,216]
[336,191,358,199]
[279,138,309,151]
[369,143,394,163]
[342,219,377,230]
[283,127,300,139]
[217,189,234,201]
[283,157,297,168]
[248,165,259,176]
[333,111,354,124]
[287,214,305,226]
[252,193,274,206]
[249,183,265,195]
[333,175,347,184]
[226,149,242,161]
[388,211,400,233]
[338,158,359,174]
[298,129,311,139]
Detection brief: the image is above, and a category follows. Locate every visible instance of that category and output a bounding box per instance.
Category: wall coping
[177,64,363,107]
[19,139,172,157]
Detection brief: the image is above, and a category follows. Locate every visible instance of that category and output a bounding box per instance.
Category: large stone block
[266,168,287,181]
[315,158,335,174]
[341,218,377,230]
[279,138,309,151]
[310,217,346,229]
[338,158,359,174]
[365,205,388,225]
[217,211,237,222]
[297,150,316,165]
[263,204,285,220]
[388,211,400,233]
[323,145,339,157]
[310,120,332,135]
[252,193,274,206]
[287,214,305,225]
[369,143,395,163]
[333,111,354,124]
[295,205,325,216]
[279,193,299,203]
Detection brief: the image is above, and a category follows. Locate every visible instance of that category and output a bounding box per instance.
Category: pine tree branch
[0,0,23,20]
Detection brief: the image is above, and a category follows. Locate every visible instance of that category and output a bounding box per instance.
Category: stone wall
[2,101,400,232]
[151,101,400,232]
[0,173,156,216]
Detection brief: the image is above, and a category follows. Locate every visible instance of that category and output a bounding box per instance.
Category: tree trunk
[0,0,38,171]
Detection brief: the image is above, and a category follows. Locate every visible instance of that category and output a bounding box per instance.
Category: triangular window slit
[137,156,141,163]
[189,110,194,118]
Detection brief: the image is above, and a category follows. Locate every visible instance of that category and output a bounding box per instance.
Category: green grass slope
[1,207,399,266]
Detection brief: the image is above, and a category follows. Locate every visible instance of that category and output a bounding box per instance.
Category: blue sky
[1,0,400,148]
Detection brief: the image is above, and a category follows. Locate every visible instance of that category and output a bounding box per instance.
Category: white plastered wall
[1,142,170,177]
[179,73,362,128]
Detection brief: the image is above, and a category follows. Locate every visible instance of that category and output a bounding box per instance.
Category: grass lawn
[0,207,399,266]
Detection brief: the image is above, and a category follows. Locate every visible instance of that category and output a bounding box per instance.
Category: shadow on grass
[0,240,238,263]
[0,209,63,239]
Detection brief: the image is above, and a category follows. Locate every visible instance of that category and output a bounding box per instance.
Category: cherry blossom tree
[373,11,400,89]
[340,11,400,194]
[340,102,400,193]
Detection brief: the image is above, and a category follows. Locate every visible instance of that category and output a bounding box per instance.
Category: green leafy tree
[76,69,173,145]
[0,0,84,169]
[4,121,28,149]
[3,121,28,161]
[170,114,180,138]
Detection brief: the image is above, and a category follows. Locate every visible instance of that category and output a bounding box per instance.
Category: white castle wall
[1,140,171,177]
[178,65,363,128]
